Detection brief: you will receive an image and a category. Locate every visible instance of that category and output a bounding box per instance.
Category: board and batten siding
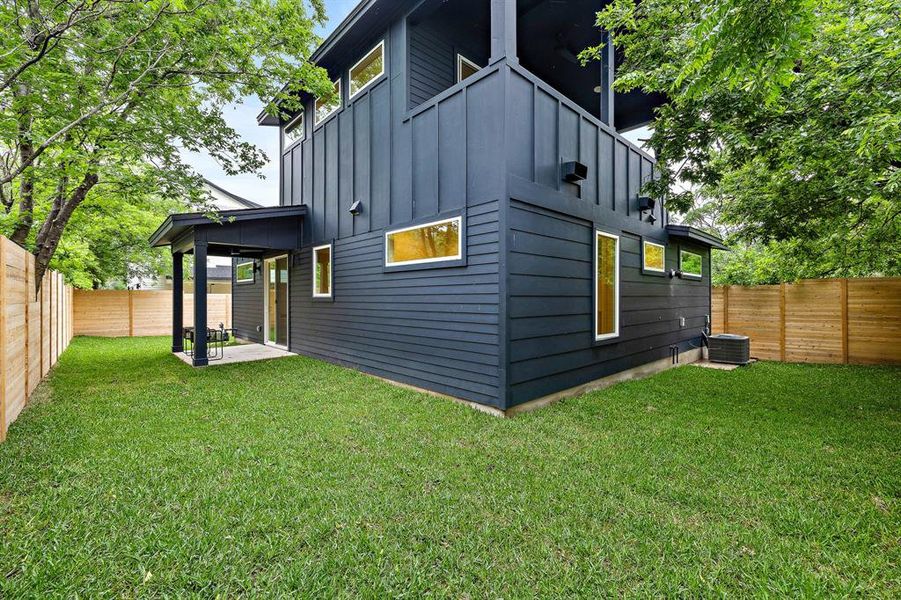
[507,201,710,406]
[232,259,264,343]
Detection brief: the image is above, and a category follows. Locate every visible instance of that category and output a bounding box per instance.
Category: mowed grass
[0,337,898,597]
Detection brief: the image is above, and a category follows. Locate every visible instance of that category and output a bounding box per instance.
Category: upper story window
[642,240,665,273]
[315,79,342,127]
[680,249,703,279]
[595,230,620,341]
[349,41,385,100]
[385,216,462,267]
[281,113,304,150]
[456,54,481,82]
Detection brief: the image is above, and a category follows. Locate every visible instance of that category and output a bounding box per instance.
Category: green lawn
[1,337,898,597]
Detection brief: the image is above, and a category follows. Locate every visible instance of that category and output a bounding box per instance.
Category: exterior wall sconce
[562,160,588,183]
[349,200,363,215]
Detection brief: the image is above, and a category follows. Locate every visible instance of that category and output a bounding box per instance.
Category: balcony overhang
[666,224,728,251]
[149,205,306,257]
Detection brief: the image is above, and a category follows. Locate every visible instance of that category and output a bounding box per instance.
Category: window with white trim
[282,112,304,150]
[385,216,462,267]
[595,231,620,340]
[680,249,703,278]
[313,244,332,297]
[643,240,665,273]
[456,54,481,82]
[235,260,255,284]
[349,41,385,99]
[315,79,341,126]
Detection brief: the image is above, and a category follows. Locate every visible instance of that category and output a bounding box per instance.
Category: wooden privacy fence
[0,236,74,442]
[712,278,901,365]
[73,290,232,337]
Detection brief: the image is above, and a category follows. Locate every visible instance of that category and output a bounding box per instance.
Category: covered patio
[149,205,305,366]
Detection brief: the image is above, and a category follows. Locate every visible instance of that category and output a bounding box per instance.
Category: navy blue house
[151,0,726,415]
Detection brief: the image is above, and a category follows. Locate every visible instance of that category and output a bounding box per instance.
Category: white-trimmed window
[680,249,703,278]
[315,79,342,127]
[235,260,255,284]
[456,54,481,82]
[595,230,620,341]
[385,216,462,267]
[349,41,385,99]
[313,244,332,297]
[282,112,304,150]
[643,240,665,273]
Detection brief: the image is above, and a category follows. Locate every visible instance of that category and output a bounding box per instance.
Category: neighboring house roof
[207,265,233,281]
[203,178,264,209]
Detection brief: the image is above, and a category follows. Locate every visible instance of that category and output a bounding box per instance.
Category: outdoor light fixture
[638,196,656,212]
[562,160,588,183]
[349,199,363,215]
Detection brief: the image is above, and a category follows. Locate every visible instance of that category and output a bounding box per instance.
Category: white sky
[185,2,656,206]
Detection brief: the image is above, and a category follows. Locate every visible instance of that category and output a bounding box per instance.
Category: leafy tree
[1,0,332,291]
[585,0,900,280]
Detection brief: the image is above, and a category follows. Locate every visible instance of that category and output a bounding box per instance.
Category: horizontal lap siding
[232,259,263,343]
[289,199,501,407]
[507,201,710,407]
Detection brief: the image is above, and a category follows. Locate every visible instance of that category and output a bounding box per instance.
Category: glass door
[265,255,289,347]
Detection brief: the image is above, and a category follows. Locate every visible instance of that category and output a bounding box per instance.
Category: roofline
[149,205,307,248]
[666,224,729,250]
[203,178,263,209]
[256,0,379,126]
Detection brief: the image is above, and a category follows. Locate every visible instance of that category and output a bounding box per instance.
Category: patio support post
[171,251,184,352]
[490,0,517,64]
[192,240,208,366]
[600,30,614,127]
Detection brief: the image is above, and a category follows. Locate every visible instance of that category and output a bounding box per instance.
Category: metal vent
[708,334,750,365]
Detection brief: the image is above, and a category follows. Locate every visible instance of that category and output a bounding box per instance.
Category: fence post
[722,285,727,332]
[779,283,786,361]
[0,239,7,442]
[840,278,849,364]
[128,289,134,337]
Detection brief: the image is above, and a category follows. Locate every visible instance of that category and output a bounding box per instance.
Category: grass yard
[0,337,898,597]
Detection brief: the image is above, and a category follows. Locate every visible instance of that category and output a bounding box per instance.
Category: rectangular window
[680,249,703,278]
[313,244,332,297]
[643,240,665,273]
[385,216,462,267]
[349,41,385,99]
[282,113,304,150]
[235,260,254,284]
[457,54,481,82]
[315,79,341,127]
[595,231,620,340]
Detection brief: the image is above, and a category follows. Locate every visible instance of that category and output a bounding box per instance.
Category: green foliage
[0,0,331,287]
[1,337,898,595]
[586,0,901,279]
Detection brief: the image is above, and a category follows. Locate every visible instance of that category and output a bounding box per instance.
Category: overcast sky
[185,0,652,206]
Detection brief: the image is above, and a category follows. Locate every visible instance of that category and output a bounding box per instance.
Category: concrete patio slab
[175,343,295,366]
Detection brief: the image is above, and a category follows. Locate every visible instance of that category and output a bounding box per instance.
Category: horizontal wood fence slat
[73,290,232,337]
[712,278,901,365]
[0,236,73,442]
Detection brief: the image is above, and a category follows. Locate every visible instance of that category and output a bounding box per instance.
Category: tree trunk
[33,171,99,292]
[10,83,35,246]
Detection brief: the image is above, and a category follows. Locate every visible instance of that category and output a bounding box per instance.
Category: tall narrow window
[385,217,462,266]
[315,79,341,127]
[595,231,620,340]
[680,249,703,278]
[282,112,304,150]
[313,244,332,297]
[643,240,665,273]
[349,41,385,99]
[456,54,481,82]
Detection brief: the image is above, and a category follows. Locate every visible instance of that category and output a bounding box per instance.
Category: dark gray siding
[232,258,263,343]
[507,201,710,406]
[288,198,501,406]
[409,24,454,108]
